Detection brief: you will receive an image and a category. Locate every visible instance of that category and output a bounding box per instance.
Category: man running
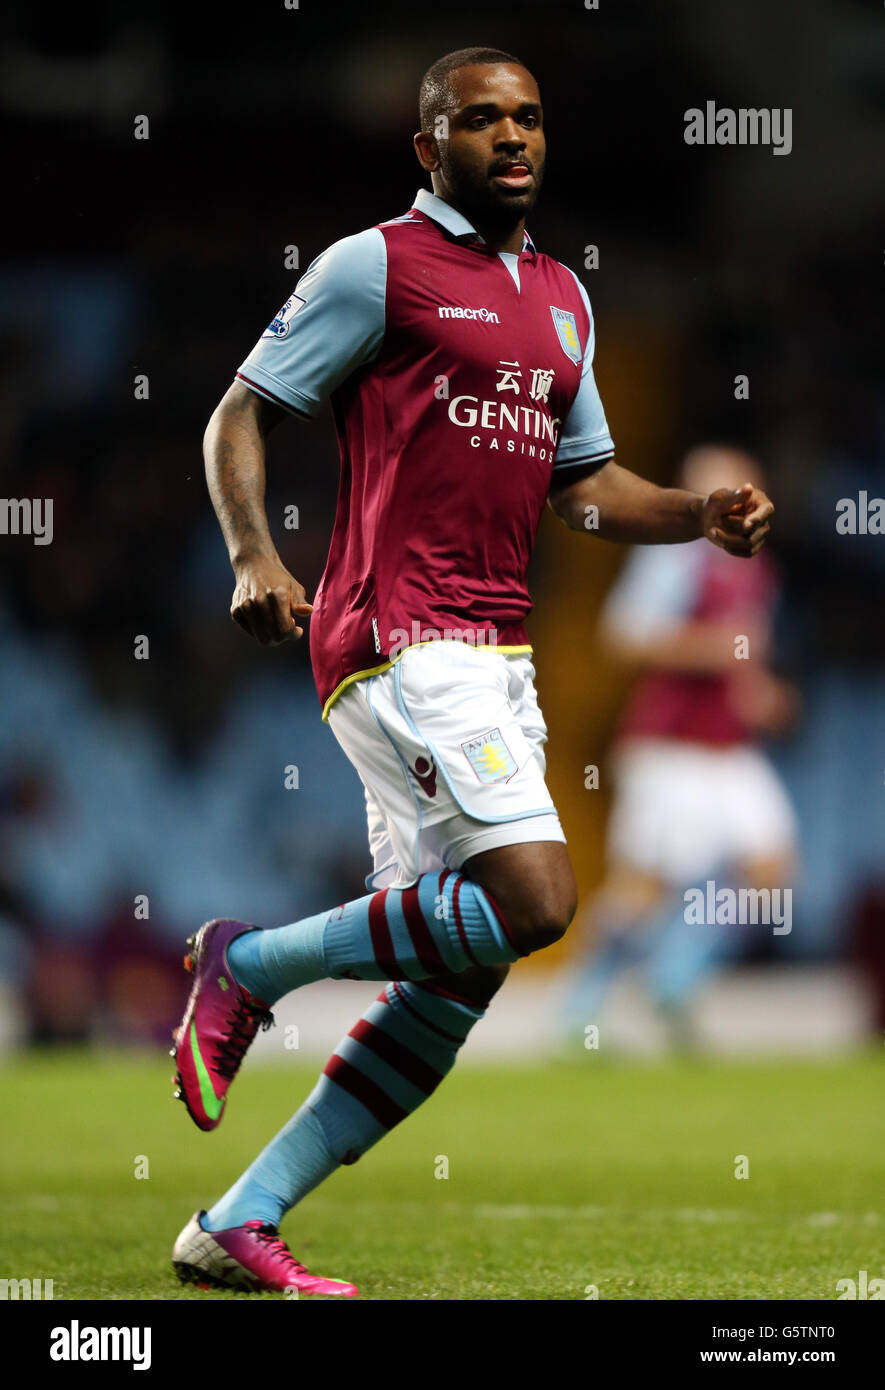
[170,47,774,1296]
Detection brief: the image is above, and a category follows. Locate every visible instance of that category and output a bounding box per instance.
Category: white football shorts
[606,737,797,884]
[327,640,566,890]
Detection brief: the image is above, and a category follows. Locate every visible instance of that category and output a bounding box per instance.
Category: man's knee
[502,885,578,954]
[462,841,578,956]
[524,896,577,952]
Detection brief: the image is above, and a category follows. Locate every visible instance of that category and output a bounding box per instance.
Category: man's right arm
[203,379,314,645]
[208,226,386,644]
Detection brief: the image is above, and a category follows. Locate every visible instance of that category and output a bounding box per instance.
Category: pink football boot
[172,1213,359,1296]
[171,919,274,1131]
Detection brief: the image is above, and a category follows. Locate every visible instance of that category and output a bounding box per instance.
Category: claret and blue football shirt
[236,187,616,718]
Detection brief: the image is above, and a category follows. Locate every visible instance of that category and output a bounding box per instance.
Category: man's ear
[413,131,439,172]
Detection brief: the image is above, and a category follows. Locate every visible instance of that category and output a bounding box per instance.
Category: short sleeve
[551,268,615,481]
[236,228,387,418]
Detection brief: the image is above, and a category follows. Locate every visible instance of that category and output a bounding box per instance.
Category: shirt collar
[412,187,537,257]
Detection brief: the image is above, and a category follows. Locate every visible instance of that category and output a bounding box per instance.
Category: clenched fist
[230,555,313,645]
[701,483,774,558]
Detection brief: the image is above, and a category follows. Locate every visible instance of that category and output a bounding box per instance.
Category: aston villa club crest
[460,728,518,785]
[549,306,582,365]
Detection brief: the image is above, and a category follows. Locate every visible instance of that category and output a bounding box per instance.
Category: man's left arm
[548,458,774,558]
[550,273,773,556]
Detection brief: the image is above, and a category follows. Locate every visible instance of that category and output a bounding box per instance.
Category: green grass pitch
[2,1049,883,1300]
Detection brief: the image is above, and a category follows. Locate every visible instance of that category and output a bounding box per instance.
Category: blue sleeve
[236,228,387,418]
[551,268,615,479]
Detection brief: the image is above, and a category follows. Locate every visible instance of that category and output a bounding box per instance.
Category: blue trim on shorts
[366,674,424,887]
[391,656,556,825]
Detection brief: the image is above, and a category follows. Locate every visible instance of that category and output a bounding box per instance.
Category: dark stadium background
[1,0,883,1050]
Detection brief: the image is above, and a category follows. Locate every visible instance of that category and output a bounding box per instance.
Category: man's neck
[432,187,526,255]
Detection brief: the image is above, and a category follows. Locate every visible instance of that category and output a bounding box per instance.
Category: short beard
[440,156,543,231]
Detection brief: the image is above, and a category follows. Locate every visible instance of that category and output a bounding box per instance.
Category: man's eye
[522,116,538,128]
[469,117,488,129]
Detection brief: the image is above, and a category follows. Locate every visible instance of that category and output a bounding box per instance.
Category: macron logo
[438,305,500,323]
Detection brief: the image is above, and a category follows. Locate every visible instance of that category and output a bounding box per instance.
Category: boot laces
[214,997,274,1080]
[251,1223,306,1273]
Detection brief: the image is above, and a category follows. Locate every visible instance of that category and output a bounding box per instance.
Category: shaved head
[419,46,523,132]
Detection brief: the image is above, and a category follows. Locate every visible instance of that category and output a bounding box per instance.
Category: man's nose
[495,120,526,147]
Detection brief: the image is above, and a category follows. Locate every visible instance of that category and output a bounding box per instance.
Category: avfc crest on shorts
[262,293,306,339]
[461,727,518,785]
[550,306,583,365]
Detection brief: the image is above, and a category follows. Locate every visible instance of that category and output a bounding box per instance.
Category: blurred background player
[559,445,800,1046]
